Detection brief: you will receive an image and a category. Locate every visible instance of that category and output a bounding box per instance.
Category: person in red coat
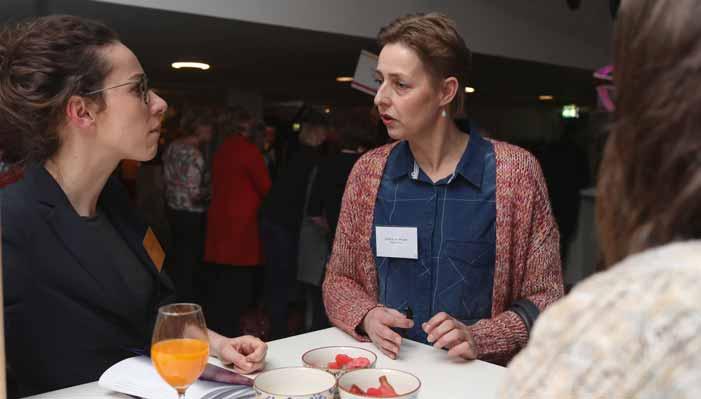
[204,109,271,337]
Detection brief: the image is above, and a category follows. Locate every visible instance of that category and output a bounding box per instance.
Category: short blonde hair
[378,12,471,116]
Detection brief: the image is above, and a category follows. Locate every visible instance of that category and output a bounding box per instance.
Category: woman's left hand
[215,335,267,374]
[423,312,477,360]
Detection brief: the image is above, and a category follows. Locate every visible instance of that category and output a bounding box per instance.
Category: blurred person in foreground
[502,0,701,397]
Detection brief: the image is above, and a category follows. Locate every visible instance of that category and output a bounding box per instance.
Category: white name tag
[376,226,418,259]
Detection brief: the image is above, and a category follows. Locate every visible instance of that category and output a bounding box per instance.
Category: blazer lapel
[30,166,133,315]
[98,176,175,295]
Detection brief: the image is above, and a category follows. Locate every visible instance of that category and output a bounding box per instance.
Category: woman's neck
[408,119,469,183]
[44,146,119,217]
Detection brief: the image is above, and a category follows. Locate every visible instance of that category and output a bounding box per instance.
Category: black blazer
[2,165,175,397]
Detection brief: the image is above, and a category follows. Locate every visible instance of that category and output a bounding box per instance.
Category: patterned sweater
[322,140,564,364]
[501,241,701,398]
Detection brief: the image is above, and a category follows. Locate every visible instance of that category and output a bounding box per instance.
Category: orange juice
[152,338,209,389]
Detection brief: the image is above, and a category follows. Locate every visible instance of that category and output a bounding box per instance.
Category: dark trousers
[201,263,256,338]
[260,218,296,340]
[304,283,330,332]
[166,208,205,302]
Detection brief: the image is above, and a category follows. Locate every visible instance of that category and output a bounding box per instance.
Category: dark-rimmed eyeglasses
[83,74,150,105]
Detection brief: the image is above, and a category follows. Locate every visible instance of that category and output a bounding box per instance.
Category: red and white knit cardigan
[322,140,564,364]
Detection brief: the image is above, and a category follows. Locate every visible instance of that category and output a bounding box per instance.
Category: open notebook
[99,356,254,399]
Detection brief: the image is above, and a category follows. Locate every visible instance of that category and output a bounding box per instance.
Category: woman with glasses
[0,15,266,397]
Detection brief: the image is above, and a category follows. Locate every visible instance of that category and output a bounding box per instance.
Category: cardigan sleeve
[322,157,378,341]
[470,150,564,364]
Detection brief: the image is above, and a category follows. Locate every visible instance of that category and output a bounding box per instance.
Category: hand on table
[215,335,267,374]
[362,306,414,359]
[423,312,477,360]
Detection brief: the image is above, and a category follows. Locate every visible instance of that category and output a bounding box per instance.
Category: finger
[447,341,477,360]
[370,335,397,359]
[376,337,399,359]
[384,309,414,329]
[232,363,256,375]
[235,336,256,354]
[423,312,450,334]
[245,341,268,363]
[246,359,266,373]
[372,333,400,357]
[377,325,403,347]
[219,344,253,371]
[433,328,462,350]
[426,319,456,343]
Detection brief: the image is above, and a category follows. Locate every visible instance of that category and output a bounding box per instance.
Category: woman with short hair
[323,13,563,364]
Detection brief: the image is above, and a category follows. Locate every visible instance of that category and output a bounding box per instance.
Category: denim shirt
[371,133,496,343]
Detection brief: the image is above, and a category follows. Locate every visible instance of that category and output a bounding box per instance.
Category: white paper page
[98,356,253,399]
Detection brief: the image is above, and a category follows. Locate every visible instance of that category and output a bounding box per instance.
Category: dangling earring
[441,108,447,118]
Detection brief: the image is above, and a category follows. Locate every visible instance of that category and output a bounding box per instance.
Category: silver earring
[441,109,447,117]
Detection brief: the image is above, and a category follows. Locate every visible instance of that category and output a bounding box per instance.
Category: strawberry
[349,384,365,395]
[378,375,398,396]
[327,361,339,369]
[347,356,371,369]
[336,353,353,367]
[366,387,383,396]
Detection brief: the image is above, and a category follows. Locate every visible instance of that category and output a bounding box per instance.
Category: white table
[25,327,506,398]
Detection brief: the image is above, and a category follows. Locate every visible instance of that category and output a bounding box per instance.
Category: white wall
[92,0,612,70]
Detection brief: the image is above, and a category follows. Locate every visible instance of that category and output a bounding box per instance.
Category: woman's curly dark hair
[0,15,119,165]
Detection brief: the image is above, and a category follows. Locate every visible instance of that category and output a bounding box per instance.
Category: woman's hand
[423,312,477,360]
[362,307,414,359]
[209,331,267,374]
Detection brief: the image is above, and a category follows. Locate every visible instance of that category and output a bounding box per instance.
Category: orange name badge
[143,227,165,272]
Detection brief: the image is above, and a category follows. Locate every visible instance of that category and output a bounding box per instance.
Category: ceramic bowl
[254,367,337,399]
[302,346,377,378]
[337,368,421,399]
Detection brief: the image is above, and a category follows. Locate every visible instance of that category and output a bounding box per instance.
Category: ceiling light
[464,86,475,93]
[171,62,210,70]
[336,76,353,82]
[539,95,554,101]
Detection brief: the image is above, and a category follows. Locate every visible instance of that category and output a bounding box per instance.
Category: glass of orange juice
[152,303,209,399]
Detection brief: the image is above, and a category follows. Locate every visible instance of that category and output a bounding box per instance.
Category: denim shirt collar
[385,131,487,189]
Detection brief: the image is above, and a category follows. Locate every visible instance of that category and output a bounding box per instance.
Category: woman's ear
[65,95,97,129]
[439,76,459,108]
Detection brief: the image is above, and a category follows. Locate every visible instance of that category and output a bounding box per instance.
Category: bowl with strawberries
[302,346,377,378]
[337,368,421,399]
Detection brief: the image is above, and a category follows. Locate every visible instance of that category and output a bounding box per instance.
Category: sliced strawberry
[366,387,383,396]
[378,375,398,396]
[327,361,339,369]
[336,353,353,367]
[347,356,371,369]
[349,384,365,395]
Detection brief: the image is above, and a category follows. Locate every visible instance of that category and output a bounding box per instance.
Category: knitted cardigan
[322,140,564,364]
